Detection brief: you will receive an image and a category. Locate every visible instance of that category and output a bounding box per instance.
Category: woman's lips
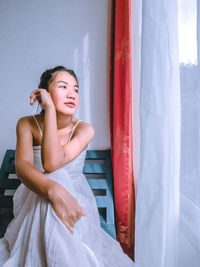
[64,102,75,108]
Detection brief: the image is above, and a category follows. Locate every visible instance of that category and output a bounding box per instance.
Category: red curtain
[109,0,135,260]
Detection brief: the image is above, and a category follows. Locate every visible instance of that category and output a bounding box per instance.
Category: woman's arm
[16,117,85,233]
[42,105,94,172]
[30,89,66,172]
[41,104,67,172]
[30,88,94,173]
[15,117,53,199]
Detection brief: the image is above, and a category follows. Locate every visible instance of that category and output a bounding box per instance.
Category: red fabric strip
[109,0,135,260]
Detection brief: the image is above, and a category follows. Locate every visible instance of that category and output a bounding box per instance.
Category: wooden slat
[85,150,107,159]
[0,195,13,207]
[87,179,107,189]
[83,163,107,174]
[0,179,21,189]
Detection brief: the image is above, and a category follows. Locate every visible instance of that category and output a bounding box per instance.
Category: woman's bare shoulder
[76,121,95,136]
[16,115,40,132]
[17,115,31,126]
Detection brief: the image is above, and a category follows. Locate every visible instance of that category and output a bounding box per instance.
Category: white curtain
[133,0,181,266]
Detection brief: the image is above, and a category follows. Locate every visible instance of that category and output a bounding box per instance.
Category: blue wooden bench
[0,149,116,239]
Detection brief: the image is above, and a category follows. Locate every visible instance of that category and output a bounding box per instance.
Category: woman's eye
[75,89,79,93]
[59,85,66,89]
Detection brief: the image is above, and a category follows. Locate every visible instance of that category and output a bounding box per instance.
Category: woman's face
[48,71,80,115]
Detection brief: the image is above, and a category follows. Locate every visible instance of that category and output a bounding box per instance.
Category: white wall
[0,0,111,165]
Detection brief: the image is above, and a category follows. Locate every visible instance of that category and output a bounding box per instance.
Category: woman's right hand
[30,88,55,110]
[47,181,86,234]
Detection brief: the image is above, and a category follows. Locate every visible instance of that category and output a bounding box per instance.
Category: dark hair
[38,66,79,90]
[38,66,79,114]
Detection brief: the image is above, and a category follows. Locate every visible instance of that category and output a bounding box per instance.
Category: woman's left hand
[30,88,55,110]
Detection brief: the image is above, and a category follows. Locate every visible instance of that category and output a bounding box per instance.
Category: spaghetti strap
[32,116,80,141]
[33,115,43,138]
[68,120,82,142]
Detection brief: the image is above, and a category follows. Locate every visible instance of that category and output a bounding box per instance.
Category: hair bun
[38,66,78,90]
[38,69,52,89]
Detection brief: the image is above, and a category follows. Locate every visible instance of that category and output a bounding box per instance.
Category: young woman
[0,66,134,266]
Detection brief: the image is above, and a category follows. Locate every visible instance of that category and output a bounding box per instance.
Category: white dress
[0,119,134,267]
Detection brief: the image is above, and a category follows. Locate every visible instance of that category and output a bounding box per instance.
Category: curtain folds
[134,0,181,266]
[109,0,135,260]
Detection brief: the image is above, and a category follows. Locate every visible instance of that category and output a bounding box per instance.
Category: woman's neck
[56,113,75,130]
